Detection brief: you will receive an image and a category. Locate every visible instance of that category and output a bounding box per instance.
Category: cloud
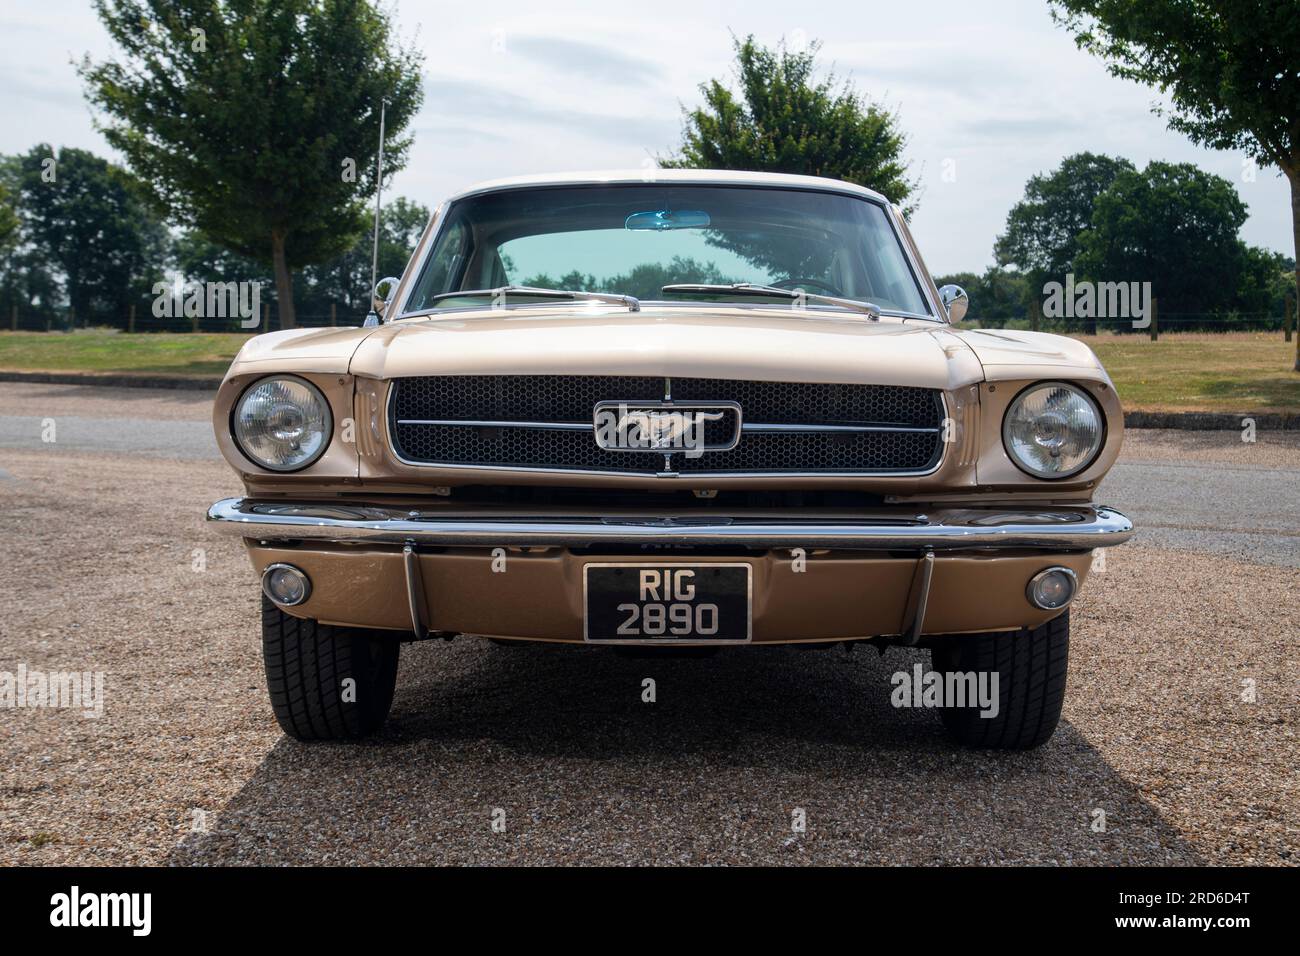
[955,114,1092,141]
[419,76,677,147]
[506,35,666,87]
[0,66,88,113]
[410,123,510,144]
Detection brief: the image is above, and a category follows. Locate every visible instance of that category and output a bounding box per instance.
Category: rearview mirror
[625,209,711,231]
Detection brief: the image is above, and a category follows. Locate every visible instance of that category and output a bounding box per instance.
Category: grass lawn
[1075,332,1299,414]
[0,330,252,378]
[0,329,1296,413]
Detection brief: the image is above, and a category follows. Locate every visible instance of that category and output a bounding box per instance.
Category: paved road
[0,414,219,459]
[1101,459,1300,568]
[1,383,1296,865]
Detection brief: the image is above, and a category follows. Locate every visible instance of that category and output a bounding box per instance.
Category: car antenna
[363,99,387,328]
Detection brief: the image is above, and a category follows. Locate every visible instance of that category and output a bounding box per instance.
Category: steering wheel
[768,277,844,297]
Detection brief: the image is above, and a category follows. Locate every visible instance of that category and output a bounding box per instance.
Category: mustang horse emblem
[593,404,727,457]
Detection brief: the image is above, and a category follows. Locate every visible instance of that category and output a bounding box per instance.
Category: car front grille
[388,375,945,475]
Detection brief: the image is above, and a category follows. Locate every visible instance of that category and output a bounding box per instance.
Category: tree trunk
[271,230,296,330]
[1291,172,1300,372]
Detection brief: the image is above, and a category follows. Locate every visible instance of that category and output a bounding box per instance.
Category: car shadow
[169,638,1202,865]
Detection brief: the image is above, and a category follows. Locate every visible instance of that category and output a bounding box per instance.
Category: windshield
[402,184,932,317]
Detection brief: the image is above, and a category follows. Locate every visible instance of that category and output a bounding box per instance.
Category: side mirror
[372,276,401,316]
[938,284,969,323]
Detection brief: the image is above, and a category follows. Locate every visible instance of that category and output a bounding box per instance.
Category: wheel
[261,595,400,741]
[929,612,1070,749]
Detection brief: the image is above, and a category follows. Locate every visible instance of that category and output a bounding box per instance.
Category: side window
[407,218,469,311]
[858,207,929,314]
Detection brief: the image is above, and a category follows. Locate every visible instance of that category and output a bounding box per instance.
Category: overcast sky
[2,0,1292,276]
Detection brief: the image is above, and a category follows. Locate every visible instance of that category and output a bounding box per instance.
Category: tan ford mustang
[208,170,1134,748]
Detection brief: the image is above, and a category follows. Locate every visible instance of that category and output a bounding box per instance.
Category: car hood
[341,306,984,391]
[224,308,1108,391]
[950,327,1108,381]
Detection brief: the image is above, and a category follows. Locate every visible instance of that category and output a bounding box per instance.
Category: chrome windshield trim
[391,301,932,322]
[392,184,942,322]
[208,499,1135,551]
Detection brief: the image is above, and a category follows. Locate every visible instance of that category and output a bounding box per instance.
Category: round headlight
[1002,382,1103,479]
[233,375,332,471]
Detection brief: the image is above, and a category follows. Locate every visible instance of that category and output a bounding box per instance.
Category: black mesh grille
[672,378,939,427]
[391,374,664,423]
[676,431,939,473]
[390,375,943,474]
[395,425,666,473]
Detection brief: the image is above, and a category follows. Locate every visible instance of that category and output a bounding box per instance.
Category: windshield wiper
[427,286,640,312]
[662,283,881,319]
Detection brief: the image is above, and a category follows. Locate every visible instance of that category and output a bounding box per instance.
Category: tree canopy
[660,35,917,212]
[520,256,735,302]
[1050,0,1300,364]
[1077,161,1251,315]
[0,181,18,256]
[988,152,1283,331]
[933,268,1031,329]
[80,0,424,328]
[11,145,166,322]
[299,197,430,317]
[994,152,1134,280]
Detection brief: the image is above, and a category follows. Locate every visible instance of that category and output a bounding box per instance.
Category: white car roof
[447,168,893,205]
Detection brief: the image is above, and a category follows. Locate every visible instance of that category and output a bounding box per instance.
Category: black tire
[261,596,400,741]
[929,612,1069,749]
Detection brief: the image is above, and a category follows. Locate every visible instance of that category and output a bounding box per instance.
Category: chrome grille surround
[388,375,947,477]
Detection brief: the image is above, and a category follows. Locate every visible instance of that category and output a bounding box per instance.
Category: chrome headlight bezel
[1001,380,1105,480]
[232,374,333,473]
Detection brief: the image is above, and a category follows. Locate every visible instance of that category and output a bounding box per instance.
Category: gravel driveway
[1,383,1295,865]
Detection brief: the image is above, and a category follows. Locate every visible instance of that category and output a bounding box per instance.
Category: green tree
[0,180,18,255]
[80,0,424,328]
[1076,161,1250,319]
[175,230,270,287]
[523,256,736,301]
[1235,246,1293,324]
[0,156,60,326]
[1050,0,1300,367]
[14,145,167,325]
[300,196,430,317]
[994,152,1134,282]
[660,35,917,211]
[934,267,1031,328]
[174,229,272,328]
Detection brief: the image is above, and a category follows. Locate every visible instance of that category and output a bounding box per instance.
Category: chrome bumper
[206,498,1134,551]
